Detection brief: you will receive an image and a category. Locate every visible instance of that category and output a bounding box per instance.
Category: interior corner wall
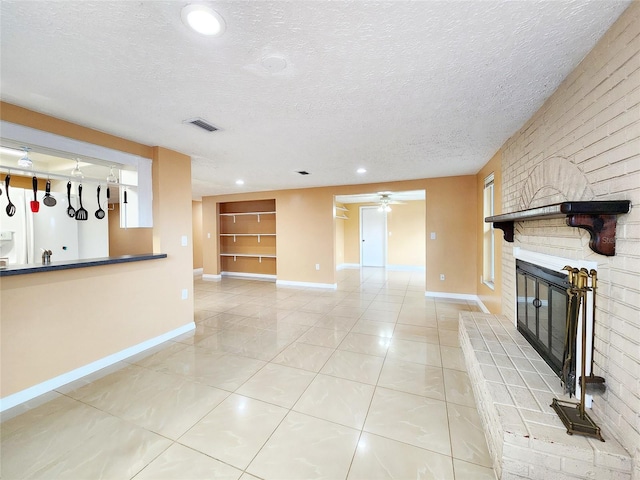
[476,150,502,313]
[497,2,639,466]
[192,201,203,269]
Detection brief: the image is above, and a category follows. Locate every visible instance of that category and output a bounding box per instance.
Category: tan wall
[387,200,426,267]
[0,105,194,398]
[192,201,203,269]
[203,176,476,293]
[108,203,153,256]
[476,150,502,313]
[2,260,180,396]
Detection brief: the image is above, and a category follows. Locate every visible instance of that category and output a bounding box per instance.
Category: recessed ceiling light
[181,4,226,36]
[235,179,244,185]
[357,168,367,174]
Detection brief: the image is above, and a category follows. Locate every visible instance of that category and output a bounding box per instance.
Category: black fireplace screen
[516,260,569,377]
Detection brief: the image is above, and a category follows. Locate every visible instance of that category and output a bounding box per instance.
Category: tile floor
[1,268,496,480]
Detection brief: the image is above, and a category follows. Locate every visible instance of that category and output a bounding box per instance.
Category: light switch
[181,235,188,246]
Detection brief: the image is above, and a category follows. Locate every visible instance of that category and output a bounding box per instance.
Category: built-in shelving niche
[219,199,276,278]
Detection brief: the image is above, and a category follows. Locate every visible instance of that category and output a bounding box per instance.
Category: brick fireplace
[464,4,639,479]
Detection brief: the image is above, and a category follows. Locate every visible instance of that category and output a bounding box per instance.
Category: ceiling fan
[377,192,405,212]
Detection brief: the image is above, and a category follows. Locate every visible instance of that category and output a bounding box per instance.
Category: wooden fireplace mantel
[485,201,631,256]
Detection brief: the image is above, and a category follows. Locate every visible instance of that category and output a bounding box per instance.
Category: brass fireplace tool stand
[551,266,605,441]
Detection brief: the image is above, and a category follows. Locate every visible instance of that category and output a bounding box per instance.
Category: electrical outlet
[181,288,188,300]
[430,232,436,240]
[181,235,188,246]
[440,274,445,281]
[315,264,320,270]
[207,233,211,239]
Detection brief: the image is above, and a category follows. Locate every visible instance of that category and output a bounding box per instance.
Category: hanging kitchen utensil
[123,189,128,228]
[5,175,16,217]
[95,185,105,220]
[66,181,76,218]
[30,176,40,213]
[75,184,88,221]
[43,179,56,207]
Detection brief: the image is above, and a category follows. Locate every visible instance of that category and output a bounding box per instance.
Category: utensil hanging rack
[0,164,138,189]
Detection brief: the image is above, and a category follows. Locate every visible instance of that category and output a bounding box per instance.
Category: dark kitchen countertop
[0,253,167,276]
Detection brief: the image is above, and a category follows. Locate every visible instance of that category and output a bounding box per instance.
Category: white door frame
[359,206,387,267]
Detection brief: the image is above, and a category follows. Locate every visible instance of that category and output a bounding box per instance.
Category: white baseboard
[476,299,491,313]
[425,291,489,313]
[385,265,426,272]
[276,280,338,289]
[193,268,203,275]
[221,271,276,282]
[202,273,222,281]
[0,322,195,412]
[337,263,360,270]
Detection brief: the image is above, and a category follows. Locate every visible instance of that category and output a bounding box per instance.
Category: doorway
[360,206,387,267]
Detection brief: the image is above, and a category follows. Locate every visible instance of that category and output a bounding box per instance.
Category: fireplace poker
[577,269,590,420]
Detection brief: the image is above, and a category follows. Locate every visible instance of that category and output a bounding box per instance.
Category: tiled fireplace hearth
[460,312,632,479]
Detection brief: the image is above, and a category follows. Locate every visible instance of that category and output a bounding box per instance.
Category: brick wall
[500,3,639,475]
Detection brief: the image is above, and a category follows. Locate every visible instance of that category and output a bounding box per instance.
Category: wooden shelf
[220,233,276,242]
[220,253,276,260]
[485,201,631,256]
[220,211,275,223]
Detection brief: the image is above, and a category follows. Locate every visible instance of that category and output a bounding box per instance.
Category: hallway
[2,268,495,479]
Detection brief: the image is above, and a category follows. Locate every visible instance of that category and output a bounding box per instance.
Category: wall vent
[183,117,219,132]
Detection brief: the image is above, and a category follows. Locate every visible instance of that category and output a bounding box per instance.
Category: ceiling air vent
[297,170,310,175]
[183,117,219,132]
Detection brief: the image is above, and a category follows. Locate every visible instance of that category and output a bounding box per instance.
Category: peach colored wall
[203,176,477,293]
[2,259,178,396]
[0,106,194,398]
[476,150,502,313]
[108,203,153,256]
[387,200,426,267]
[192,201,203,269]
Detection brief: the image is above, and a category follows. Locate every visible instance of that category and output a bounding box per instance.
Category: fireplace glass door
[516,260,569,377]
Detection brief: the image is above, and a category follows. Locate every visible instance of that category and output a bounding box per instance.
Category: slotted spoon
[95,185,105,219]
[43,179,56,207]
[75,184,88,221]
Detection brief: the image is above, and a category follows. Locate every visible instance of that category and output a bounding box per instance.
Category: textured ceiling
[0,1,632,199]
